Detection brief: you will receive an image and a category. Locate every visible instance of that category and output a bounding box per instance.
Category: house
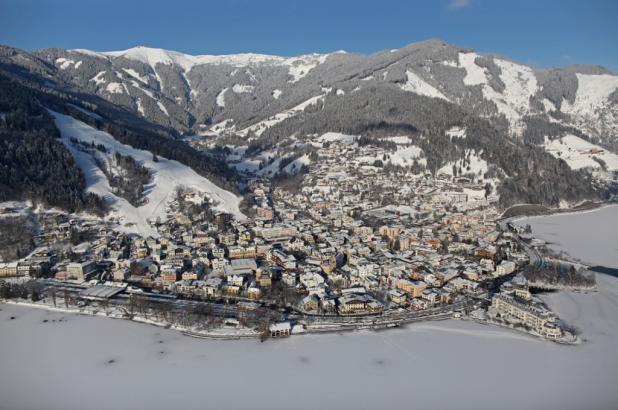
[388,289,407,305]
[421,288,441,305]
[211,246,225,259]
[281,271,297,287]
[227,258,257,275]
[395,279,427,298]
[247,286,262,300]
[204,277,222,297]
[338,294,383,315]
[160,264,181,282]
[228,245,257,259]
[113,268,129,282]
[321,298,337,313]
[300,295,320,312]
[256,268,273,288]
[490,293,561,338]
[269,322,292,337]
[182,271,199,281]
[66,261,97,281]
[0,262,19,277]
[494,260,516,277]
[222,284,241,296]
[480,258,495,273]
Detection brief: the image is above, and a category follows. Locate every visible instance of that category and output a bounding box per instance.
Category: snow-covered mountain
[27,41,617,150]
[1,39,617,209]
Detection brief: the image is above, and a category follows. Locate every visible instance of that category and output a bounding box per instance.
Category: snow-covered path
[50,110,244,236]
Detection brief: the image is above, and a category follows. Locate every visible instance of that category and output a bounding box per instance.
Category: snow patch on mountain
[282,154,311,174]
[459,52,487,86]
[208,119,236,135]
[105,82,124,94]
[136,98,145,116]
[441,59,459,68]
[560,74,618,139]
[239,94,325,137]
[492,59,538,127]
[563,74,618,117]
[55,58,76,70]
[384,136,412,144]
[284,54,329,83]
[156,101,169,116]
[216,88,228,107]
[438,151,489,178]
[232,84,254,93]
[458,52,538,134]
[90,71,106,85]
[122,68,149,84]
[387,145,426,167]
[542,98,557,112]
[318,132,358,144]
[544,134,618,171]
[272,89,282,99]
[571,74,618,110]
[70,48,108,59]
[129,80,154,98]
[401,69,450,101]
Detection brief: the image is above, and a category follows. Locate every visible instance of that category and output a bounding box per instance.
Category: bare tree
[48,287,57,307]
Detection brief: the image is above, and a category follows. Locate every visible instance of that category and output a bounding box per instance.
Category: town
[0,135,584,343]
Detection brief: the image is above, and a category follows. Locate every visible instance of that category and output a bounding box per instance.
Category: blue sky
[1,0,617,71]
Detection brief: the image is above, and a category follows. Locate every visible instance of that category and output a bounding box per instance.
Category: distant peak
[71,45,337,72]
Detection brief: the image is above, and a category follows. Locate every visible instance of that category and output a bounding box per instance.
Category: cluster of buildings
[0,137,569,341]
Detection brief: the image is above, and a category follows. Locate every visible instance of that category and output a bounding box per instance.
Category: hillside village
[0,133,582,343]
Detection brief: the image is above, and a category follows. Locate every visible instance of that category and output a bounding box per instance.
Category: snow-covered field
[544,134,618,172]
[400,69,450,101]
[458,52,538,134]
[437,150,490,179]
[50,110,243,236]
[519,204,618,268]
[236,94,325,138]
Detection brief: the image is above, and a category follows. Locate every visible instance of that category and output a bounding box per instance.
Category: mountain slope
[2,40,617,209]
[49,110,243,236]
[26,41,617,150]
[0,48,243,224]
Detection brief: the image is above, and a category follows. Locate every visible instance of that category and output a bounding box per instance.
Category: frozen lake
[518,204,618,268]
[1,205,618,410]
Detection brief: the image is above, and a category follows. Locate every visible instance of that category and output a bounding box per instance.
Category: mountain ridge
[1,39,617,211]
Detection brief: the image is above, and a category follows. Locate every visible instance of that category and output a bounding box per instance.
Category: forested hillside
[0,74,107,214]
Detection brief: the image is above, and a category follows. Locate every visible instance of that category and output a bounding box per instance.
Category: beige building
[395,279,427,298]
[66,261,97,281]
[0,262,19,277]
[490,294,561,339]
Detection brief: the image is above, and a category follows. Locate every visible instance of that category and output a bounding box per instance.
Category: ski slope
[49,110,244,236]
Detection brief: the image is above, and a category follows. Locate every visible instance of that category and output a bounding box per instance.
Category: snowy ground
[50,110,243,236]
[544,134,618,172]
